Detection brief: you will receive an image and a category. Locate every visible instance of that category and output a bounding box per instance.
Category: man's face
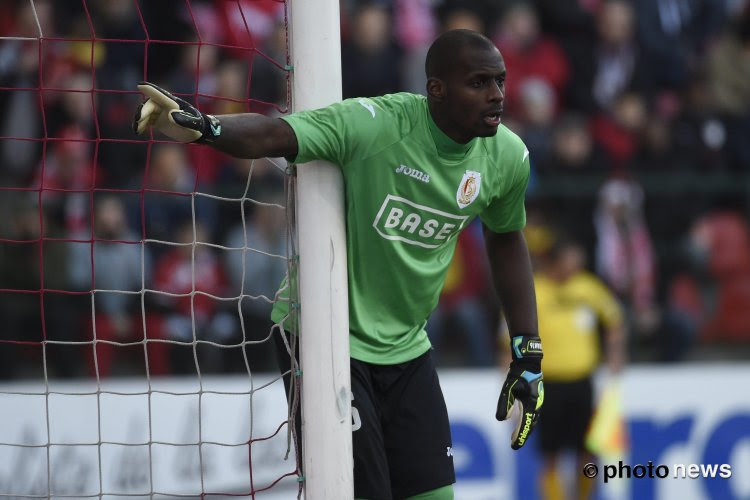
[435,46,506,143]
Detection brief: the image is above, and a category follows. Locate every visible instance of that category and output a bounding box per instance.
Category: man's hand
[496,335,544,450]
[133,82,221,144]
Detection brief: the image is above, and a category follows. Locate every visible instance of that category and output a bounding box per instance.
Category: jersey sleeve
[281,95,408,167]
[480,146,530,233]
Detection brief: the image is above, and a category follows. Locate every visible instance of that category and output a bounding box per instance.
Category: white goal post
[289,0,354,498]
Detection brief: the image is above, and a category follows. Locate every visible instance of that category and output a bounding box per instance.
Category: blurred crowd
[1,0,749,379]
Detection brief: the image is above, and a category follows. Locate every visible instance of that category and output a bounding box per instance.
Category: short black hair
[425,29,497,79]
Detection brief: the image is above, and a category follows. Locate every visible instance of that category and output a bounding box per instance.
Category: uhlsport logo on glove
[516,411,535,447]
[497,335,544,450]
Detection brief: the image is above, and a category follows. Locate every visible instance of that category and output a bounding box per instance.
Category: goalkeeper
[134,29,542,500]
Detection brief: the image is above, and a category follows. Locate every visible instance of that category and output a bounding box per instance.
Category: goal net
[0,0,304,497]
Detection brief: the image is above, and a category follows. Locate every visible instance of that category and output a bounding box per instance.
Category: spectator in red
[151,220,231,373]
[217,0,285,49]
[671,212,750,345]
[590,90,648,169]
[492,1,570,118]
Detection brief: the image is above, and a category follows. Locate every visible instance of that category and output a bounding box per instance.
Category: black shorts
[274,331,454,499]
[350,350,455,499]
[538,377,594,454]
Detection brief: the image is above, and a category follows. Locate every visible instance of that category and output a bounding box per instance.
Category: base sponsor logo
[372,195,468,248]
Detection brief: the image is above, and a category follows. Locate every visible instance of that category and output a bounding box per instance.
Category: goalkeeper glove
[133,82,221,144]
[496,335,544,450]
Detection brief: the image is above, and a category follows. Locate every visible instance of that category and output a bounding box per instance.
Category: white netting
[0,0,301,497]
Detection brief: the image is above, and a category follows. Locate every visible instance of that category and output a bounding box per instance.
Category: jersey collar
[425,103,477,160]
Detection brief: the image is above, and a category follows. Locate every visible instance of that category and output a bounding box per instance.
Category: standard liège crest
[456,170,481,209]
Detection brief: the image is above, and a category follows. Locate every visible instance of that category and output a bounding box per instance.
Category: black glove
[133,81,221,144]
[496,335,544,449]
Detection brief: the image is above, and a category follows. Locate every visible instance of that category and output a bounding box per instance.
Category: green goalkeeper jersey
[271,92,530,365]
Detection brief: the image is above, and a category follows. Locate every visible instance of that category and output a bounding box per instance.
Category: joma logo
[395,164,430,183]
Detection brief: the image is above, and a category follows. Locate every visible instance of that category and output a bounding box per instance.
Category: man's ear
[426,77,446,101]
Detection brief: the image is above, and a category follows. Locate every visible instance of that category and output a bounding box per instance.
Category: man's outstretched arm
[485,229,543,450]
[209,113,298,159]
[133,82,298,160]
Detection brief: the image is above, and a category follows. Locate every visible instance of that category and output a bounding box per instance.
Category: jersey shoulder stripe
[365,92,425,135]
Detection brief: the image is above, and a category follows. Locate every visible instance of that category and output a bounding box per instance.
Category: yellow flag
[585,380,629,460]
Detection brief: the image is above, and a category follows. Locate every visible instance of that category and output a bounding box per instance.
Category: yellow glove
[496,335,544,449]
